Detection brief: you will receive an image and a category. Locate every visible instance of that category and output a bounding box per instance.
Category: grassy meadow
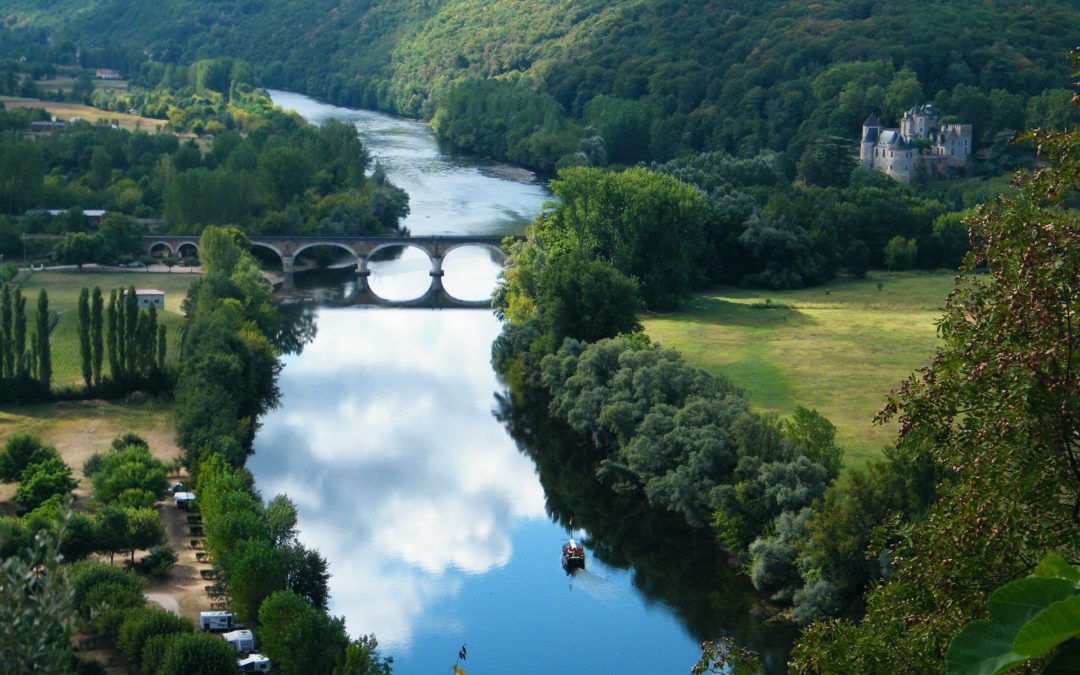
[642,271,957,471]
[13,271,198,387]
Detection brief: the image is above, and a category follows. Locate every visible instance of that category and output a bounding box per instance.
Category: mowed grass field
[14,271,198,387]
[642,271,957,471]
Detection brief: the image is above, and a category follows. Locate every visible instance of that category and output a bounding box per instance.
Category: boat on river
[562,535,586,573]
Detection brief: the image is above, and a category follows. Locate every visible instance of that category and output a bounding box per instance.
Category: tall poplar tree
[107,289,120,382]
[77,288,91,387]
[0,285,11,379]
[35,289,50,392]
[156,325,167,372]
[124,285,138,380]
[91,287,103,388]
[13,292,26,380]
[145,304,159,376]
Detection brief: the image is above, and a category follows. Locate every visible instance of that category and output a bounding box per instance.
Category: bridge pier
[356,256,371,291]
[282,255,295,275]
[429,256,444,292]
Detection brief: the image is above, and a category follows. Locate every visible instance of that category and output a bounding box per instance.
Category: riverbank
[641,270,954,471]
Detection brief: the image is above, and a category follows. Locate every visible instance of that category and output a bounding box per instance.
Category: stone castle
[860,104,972,182]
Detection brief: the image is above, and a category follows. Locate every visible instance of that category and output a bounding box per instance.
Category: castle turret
[860,113,881,169]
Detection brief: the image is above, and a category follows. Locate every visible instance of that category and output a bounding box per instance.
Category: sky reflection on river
[259,91,713,674]
[249,310,547,649]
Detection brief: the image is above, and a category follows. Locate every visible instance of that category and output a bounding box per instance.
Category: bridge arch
[292,241,358,265]
[365,241,434,265]
[176,241,200,259]
[440,241,508,263]
[147,241,174,258]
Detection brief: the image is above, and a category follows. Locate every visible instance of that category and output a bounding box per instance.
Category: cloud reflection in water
[250,309,546,651]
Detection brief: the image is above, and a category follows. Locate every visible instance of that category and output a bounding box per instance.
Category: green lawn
[13,271,198,387]
[642,271,956,471]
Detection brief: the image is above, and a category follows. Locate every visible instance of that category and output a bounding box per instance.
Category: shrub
[111,432,149,451]
[89,444,167,504]
[157,632,238,675]
[13,457,78,512]
[138,545,178,578]
[0,433,60,482]
[68,561,145,620]
[116,606,193,665]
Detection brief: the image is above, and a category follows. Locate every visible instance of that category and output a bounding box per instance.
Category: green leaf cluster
[946,555,1080,674]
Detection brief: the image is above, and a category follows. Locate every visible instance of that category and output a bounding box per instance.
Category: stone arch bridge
[144,235,517,308]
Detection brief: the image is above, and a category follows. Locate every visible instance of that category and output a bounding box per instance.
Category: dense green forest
[0,67,409,266]
[2,1,1077,172]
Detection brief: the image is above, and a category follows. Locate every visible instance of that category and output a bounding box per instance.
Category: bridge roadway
[143,234,517,308]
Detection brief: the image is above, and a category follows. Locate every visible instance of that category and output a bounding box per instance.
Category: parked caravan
[223,629,256,653]
[199,611,234,632]
[238,654,272,672]
[174,491,196,508]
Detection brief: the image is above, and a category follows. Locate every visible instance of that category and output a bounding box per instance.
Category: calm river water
[252,91,794,674]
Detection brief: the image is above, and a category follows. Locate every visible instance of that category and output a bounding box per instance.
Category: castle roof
[863,113,880,128]
[862,126,879,142]
[905,103,938,118]
[879,130,913,149]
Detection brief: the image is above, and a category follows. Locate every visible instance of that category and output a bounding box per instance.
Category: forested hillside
[3,0,1077,171]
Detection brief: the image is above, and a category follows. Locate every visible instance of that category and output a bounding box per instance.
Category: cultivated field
[14,270,198,387]
[642,271,956,471]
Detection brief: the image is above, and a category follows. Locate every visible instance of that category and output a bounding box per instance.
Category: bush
[111,432,149,451]
[0,433,60,482]
[116,487,158,509]
[138,545,178,578]
[68,561,145,620]
[82,453,103,479]
[89,444,168,504]
[116,606,193,665]
[13,457,78,512]
[157,632,238,675]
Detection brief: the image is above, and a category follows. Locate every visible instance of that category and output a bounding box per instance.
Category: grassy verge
[15,271,198,387]
[642,271,956,472]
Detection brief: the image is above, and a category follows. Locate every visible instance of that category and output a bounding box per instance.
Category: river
[251,91,794,674]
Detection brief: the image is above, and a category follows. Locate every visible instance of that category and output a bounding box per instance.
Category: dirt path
[141,495,213,624]
[145,592,180,615]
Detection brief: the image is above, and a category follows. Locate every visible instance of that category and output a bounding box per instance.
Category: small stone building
[134,289,164,310]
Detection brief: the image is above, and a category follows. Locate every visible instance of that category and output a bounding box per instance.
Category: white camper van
[238,653,271,672]
[223,629,256,653]
[199,610,234,632]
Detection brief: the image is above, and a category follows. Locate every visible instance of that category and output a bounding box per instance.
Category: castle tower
[860,113,881,170]
[901,104,939,142]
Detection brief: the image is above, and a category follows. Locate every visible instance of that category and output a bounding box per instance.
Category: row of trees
[173,226,392,673]
[0,285,52,403]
